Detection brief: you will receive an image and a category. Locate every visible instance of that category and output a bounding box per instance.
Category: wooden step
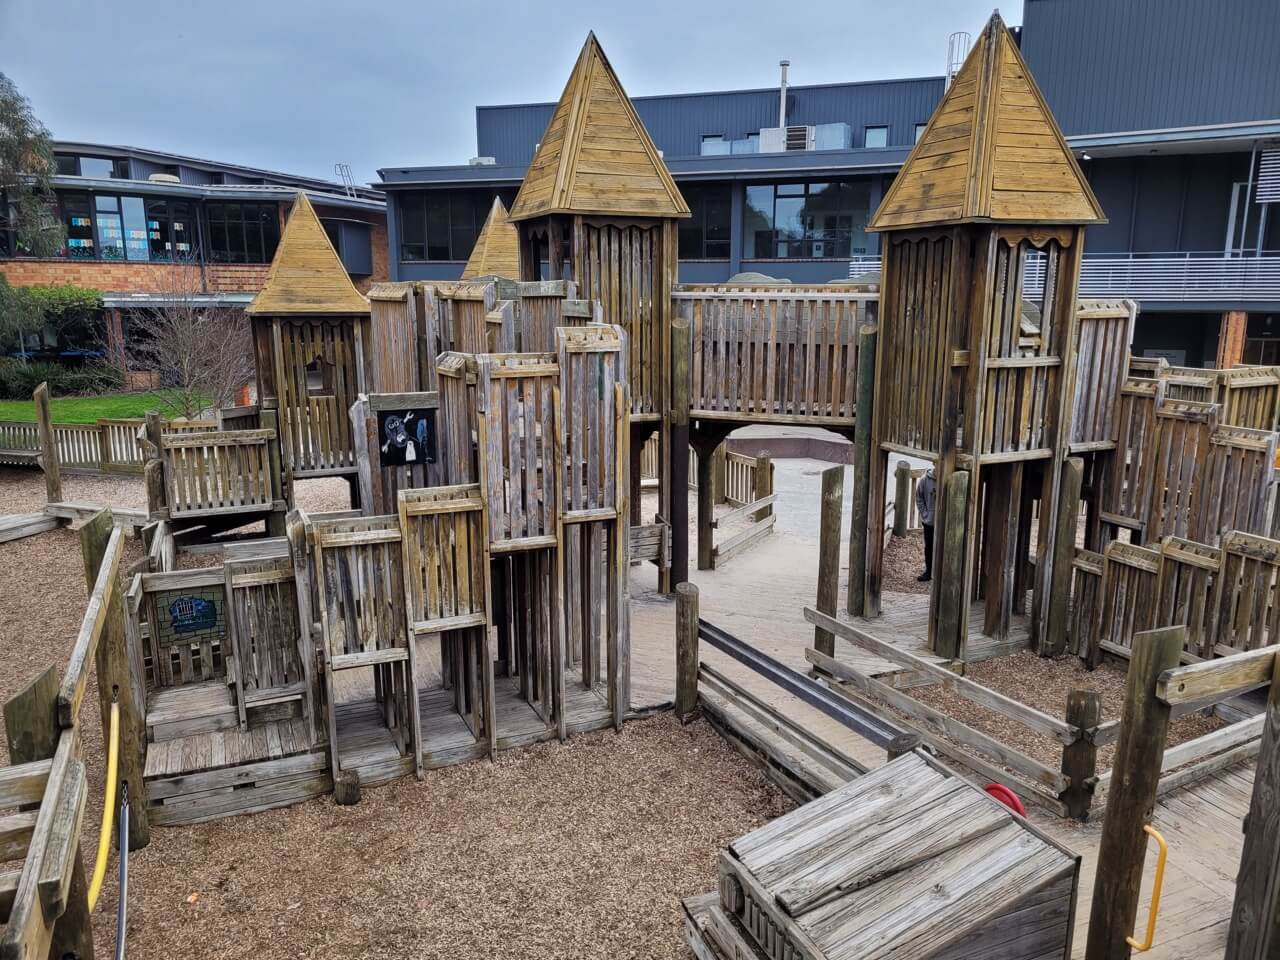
[146,681,238,741]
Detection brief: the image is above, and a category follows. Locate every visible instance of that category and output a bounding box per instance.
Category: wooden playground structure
[6,14,1280,960]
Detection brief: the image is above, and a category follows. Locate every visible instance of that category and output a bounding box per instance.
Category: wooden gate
[225,555,312,736]
[398,484,495,762]
[312,515,419,778]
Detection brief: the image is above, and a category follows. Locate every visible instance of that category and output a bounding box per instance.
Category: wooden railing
[673,287,874,426]
[158,428,281,519]
[0,416,214,474]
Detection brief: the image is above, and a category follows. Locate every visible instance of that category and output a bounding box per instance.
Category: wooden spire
[461,196,521,279]
[508,32,689,221]
[247,192,369,315]
[869,11,1105,231]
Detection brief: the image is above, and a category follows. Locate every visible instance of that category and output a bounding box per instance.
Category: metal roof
[50,175,384,212]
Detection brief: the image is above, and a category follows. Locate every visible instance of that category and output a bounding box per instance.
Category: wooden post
[892,460,911,537]
[80,511,150,851]
[4,668,94,960]
[1085,625,1184,960]
[1060,689,1100,822]
[696,440,717,571]
[675,582,699,723]
[670,319,691,588]
[1043,456,1084,655]
[1218,310,1248,369]
[712,444,727,505]
[815,466,845,658]
[334,769,362,806]
[933,469,970,660]
[33,381,62,505]
[753,455,773,522]
[848,323,877,615]
[260,407,287,535]
[1226,651,1280,959]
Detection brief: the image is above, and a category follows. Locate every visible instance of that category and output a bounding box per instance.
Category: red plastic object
[984,783,1027,816]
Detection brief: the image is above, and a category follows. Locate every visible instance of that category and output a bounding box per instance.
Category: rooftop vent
[469,156,497,166]
[148,173,180,184]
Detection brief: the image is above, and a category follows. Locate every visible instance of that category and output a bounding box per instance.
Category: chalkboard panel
[378,407,437,467]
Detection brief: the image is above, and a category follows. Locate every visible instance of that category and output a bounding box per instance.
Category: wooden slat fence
[436,352,478,485]
[1069,299,1136,451]
[675,289,871,425]
[1073,530,1280,661]
[270,315,363,477]
[1218,367,1280,430]
[1,417,214,473]
[160,428,279,519]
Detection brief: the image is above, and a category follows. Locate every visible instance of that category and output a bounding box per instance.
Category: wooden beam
[670,318,691,587]
[1227,650,1280,960]
[935,469,970,660]
[1217,310,1248,369]
[814,466,845,658]
[675,582,699,723]
[848,323,877,615]
[892,459,911,537]
[3,669,59,782]
[1085,625,1184,960]
[1157,646,1278,707]
[79,511,149,852]
[1044,457,1083,655]
[32,382,61,505]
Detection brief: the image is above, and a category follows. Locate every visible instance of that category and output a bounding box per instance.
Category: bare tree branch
[128,265,253,419]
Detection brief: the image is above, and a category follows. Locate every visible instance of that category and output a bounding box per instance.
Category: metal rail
[696,618,912,752]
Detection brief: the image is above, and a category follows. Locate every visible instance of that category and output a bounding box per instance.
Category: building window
[700,135,731,157]
[915,123,928,143]
[79,156,128,179]
[144,198,198,261]
[397,189,515,262]
[61,194,95,259]
[54,155,78,176]
[744,180,872,259]
[205,202,279,264]
[678,183,732,259]
[864,126,888,149]
[94,195,125,260]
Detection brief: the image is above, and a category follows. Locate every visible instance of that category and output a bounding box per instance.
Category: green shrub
[0,358,119,400]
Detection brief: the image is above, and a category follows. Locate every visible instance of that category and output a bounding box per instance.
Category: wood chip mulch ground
[1,467,793,960]
[906,651,1226,771]
[881,529,930,595]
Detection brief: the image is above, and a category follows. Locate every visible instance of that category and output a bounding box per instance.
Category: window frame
[677,183,732,260]
[397,189,516,263]
[203,201,280,264]
[743,180,872,260]
[864,125,889,149]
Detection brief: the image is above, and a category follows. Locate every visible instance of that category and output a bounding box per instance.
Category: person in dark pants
[916,466,937,583]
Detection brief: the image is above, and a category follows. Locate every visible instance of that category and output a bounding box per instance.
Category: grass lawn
[0,390,204,424]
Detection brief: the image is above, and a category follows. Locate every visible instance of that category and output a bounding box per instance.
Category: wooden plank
[1158,647,1278,706]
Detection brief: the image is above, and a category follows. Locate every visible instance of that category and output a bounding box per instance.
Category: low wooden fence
[804,608,1262,822]
[0,416,214,474]
[1070,529,1280,662]
[1124,354,1280,430]
[157,428,282,520]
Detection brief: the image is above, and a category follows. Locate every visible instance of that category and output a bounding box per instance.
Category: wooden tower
[508,32,690,585]
[461,197,521,280]
[863,12,1106,657]
[247,193,371,501]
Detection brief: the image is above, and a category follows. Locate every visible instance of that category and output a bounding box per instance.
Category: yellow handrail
[87,699,120,912]
[1125,824,1168,952]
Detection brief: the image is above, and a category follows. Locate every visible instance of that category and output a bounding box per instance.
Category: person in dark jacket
[916,466,936,583]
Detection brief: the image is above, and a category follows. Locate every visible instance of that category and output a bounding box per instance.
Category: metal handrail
[1125,824,1168,953]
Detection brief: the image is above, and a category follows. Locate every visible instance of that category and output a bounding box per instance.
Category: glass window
[700,135,730,157]
[146,198,171,260]
[95,195,125,260]
[80,157,116,179]
[864,126,888,149]
[741,180,872,259]
[60,194,94,258]
[121,196,149,261]
[171,201,196,259]
[54,155,77,176]
[915,123,929,143]
[397,189,516,261]
[204,202,278,263]
[677,183,732,259]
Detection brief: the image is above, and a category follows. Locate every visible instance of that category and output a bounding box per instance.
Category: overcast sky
[1,0,1021,186]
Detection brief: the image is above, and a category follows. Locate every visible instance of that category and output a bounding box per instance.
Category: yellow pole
[87,700,121,911]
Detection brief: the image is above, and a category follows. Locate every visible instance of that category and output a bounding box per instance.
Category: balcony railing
[848,253,1280,303]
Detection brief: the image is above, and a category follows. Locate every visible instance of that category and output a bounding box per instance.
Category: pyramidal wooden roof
[461,197,521,279]
[508,32,690,222]
[247,192,369,315]
[869,12,1105,232]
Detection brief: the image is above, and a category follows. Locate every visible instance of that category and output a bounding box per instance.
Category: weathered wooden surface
[848,323,877,615]
[813,467,844,658]
[675,583,699,723]
[1086,626,1184,960]
[32,383,61,504]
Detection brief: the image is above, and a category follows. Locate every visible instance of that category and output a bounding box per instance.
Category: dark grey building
[377,0,1280,364]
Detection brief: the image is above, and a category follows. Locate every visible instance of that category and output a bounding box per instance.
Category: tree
[0,73,62,257]
[129,268,253,419]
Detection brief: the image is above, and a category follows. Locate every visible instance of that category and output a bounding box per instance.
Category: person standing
[916,466,937,583]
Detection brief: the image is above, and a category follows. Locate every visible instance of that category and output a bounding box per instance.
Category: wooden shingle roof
[247,192,369,315]
[461,197,521,279]
[508,32,690,222]
[869,12,1105,232]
